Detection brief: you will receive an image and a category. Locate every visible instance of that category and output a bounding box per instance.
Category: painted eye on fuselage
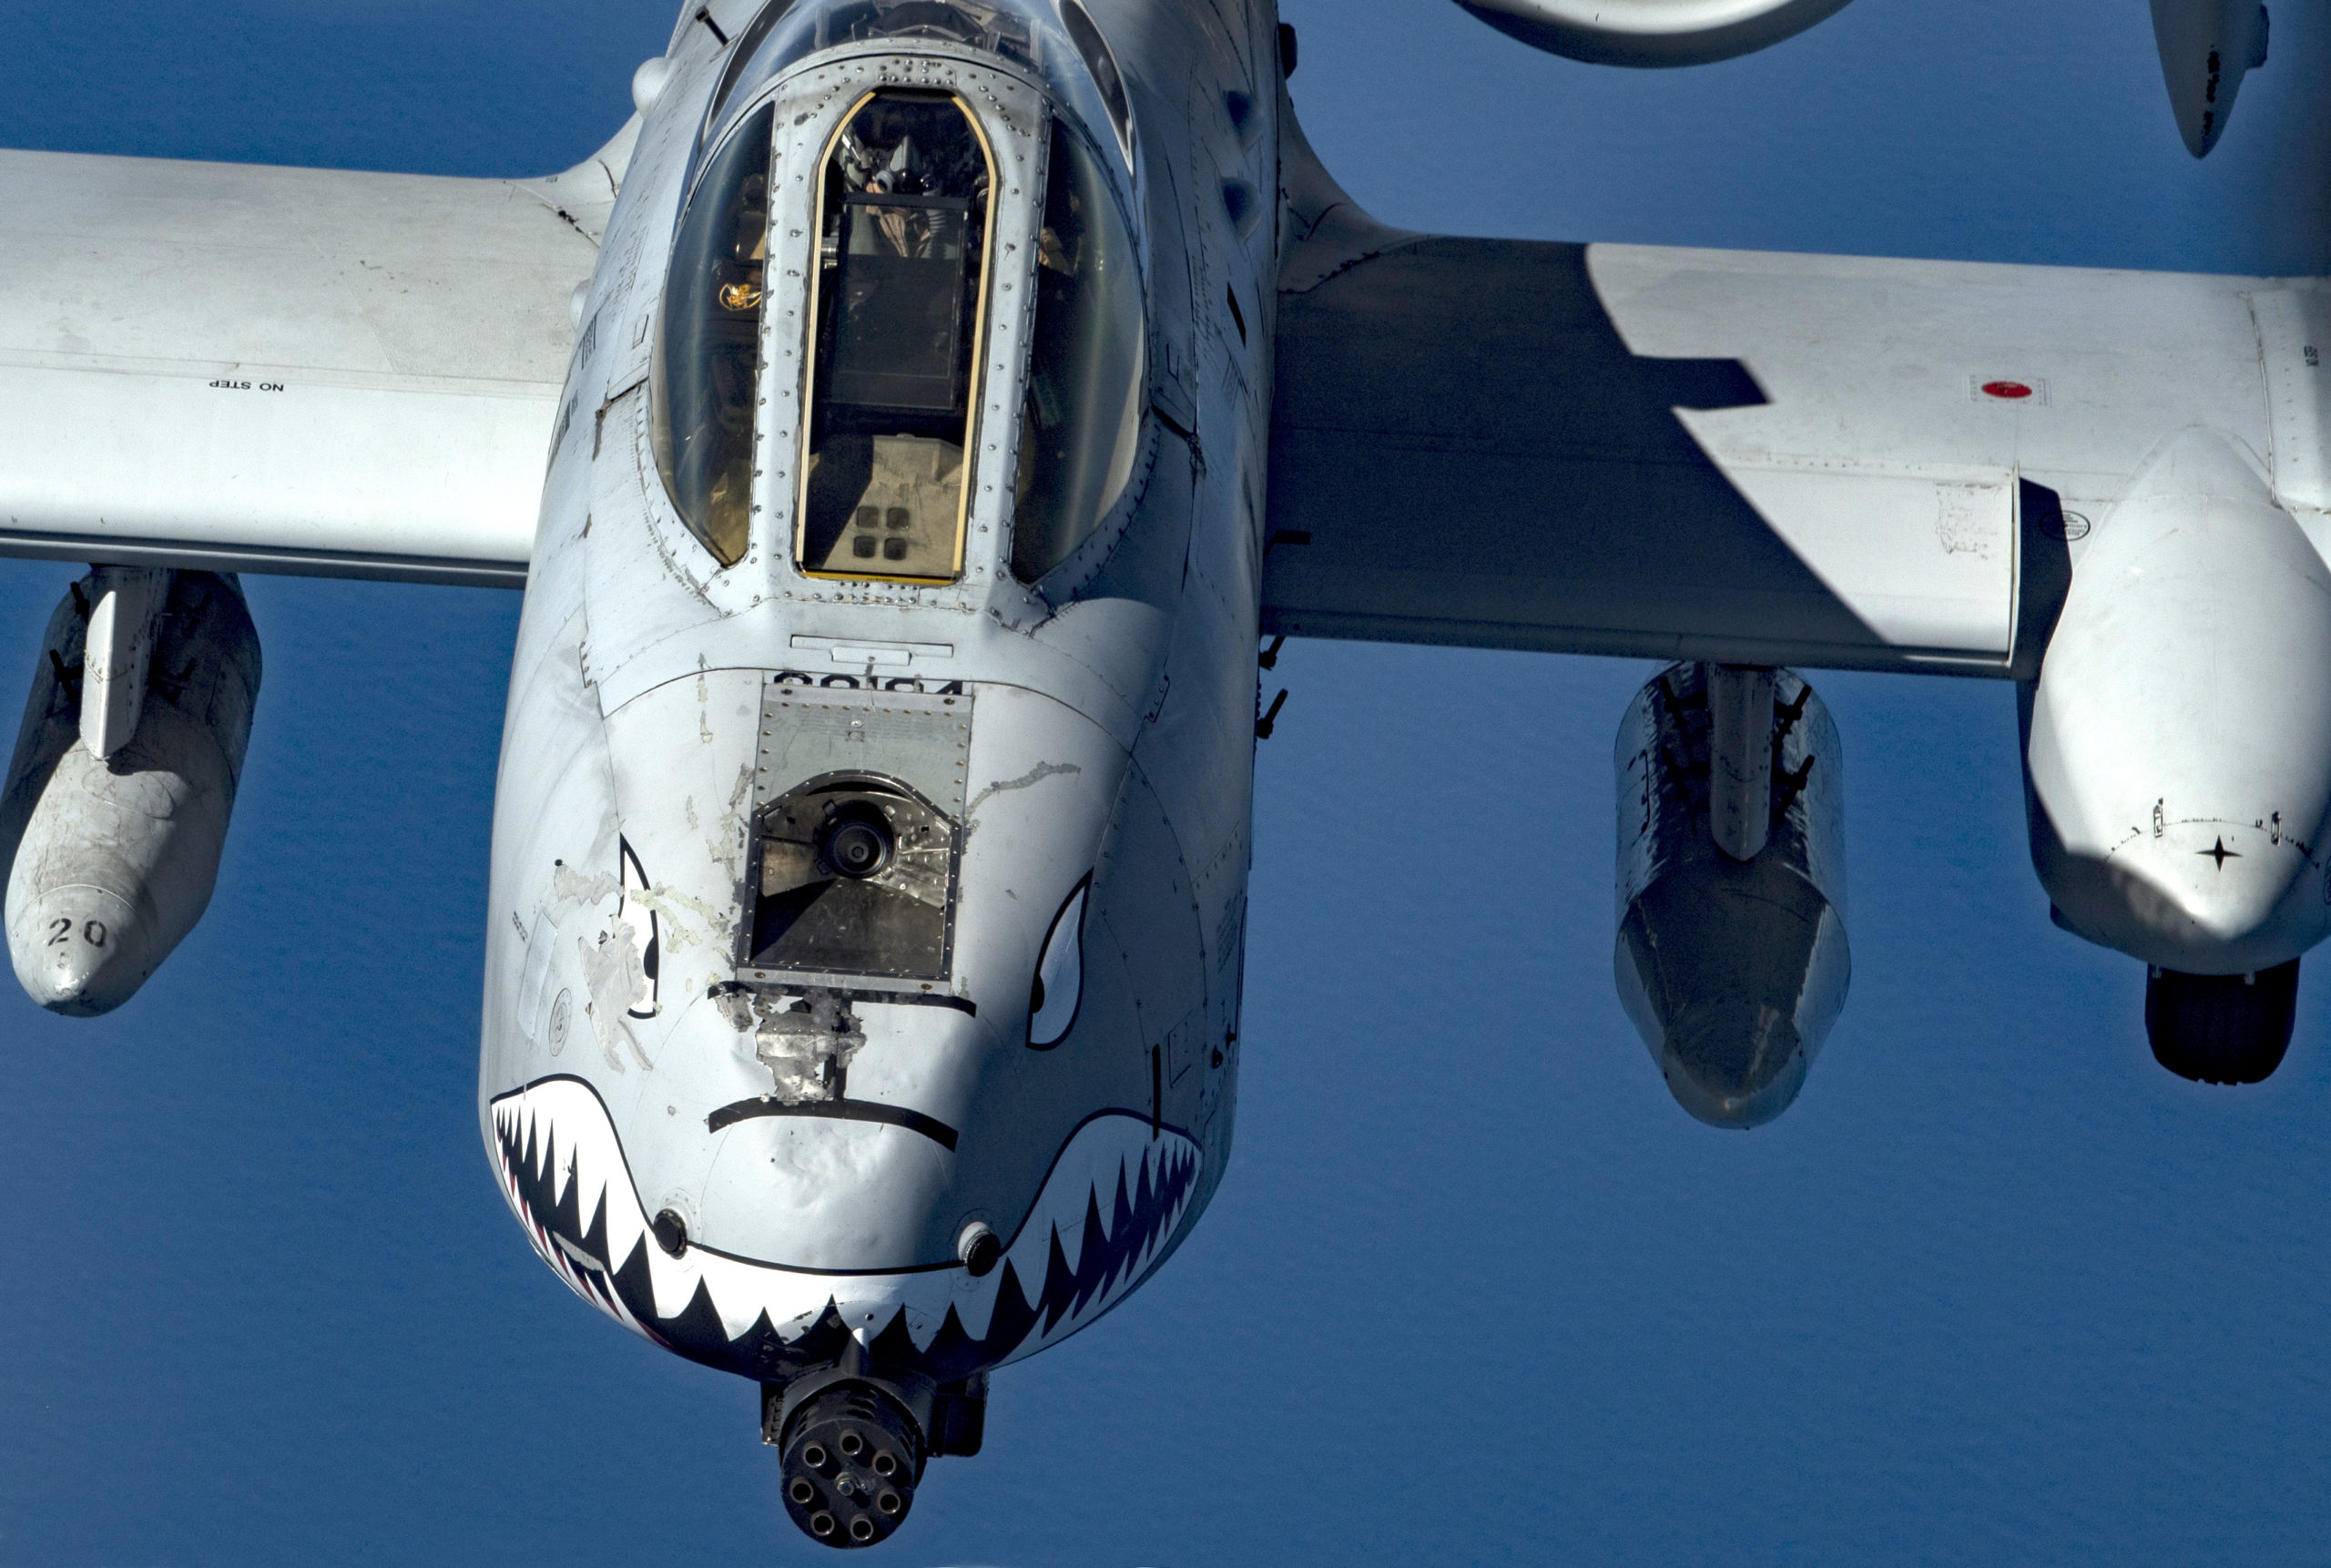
[1028,876,1089,1048]
[617,836,661,1020]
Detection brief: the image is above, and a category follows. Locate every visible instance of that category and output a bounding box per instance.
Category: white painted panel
[0,361,551,577]
[1269,223,2288,671]
[1707,464,2017,657]
[1590,245,2274,505]
[0,145,608,581]
[2250,283,2331,513]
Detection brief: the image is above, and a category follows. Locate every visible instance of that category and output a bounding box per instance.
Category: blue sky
[4,2,2331,1563]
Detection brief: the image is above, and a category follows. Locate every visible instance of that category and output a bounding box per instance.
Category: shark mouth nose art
[490,1077,1201,1378]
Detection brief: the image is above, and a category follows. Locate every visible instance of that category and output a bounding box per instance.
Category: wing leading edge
[1266,106,2326,677]
[0,123,636,588]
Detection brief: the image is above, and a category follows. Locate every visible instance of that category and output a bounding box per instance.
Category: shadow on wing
[1264,236,1895,665]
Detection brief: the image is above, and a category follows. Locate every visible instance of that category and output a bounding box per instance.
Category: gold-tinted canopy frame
[791,87,1002,587]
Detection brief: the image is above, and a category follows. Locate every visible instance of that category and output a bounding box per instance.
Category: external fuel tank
[0,568,260,1014]
[1613,662,1848,1128]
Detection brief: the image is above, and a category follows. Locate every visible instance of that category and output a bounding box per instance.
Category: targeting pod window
[652,102,775,568]
[1012,118,1145,584]
[748,776,957,982]
[797,91,995,585]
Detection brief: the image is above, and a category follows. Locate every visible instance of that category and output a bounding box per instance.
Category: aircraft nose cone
[10,885,146,1016]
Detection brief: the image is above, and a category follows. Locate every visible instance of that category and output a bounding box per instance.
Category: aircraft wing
[0,129,634,588]
[1264,122,2326,677]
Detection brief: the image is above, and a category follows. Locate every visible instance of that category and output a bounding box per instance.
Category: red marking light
[1981,380,2034,400]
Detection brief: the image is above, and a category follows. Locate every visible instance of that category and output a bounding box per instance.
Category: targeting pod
[0,568,260,1014]
[1613,663,1848,1128]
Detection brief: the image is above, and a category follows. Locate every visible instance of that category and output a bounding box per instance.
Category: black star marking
[2200,836,2241,870]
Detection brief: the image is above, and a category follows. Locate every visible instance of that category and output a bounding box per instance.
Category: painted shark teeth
[489,1076,1201,1373]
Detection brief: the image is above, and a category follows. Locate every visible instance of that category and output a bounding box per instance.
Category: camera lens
[826,816,893,880]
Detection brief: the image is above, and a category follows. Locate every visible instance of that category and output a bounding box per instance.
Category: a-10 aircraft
[0,0,2303,1547]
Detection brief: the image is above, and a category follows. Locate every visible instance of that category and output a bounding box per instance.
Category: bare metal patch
[712,985,757,1033]
[627,883,725,954]
[753,989,864,1104]
[553,864,620,907]
[580,922,653,1069]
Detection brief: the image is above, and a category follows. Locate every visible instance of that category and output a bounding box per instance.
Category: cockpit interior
[650,0,1149,593]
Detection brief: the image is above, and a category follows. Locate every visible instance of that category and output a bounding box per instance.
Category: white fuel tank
[0,569,261,1014]
[1614,663,1848,1128]
[2024,429,2331,976]
[1454,0,1856,66]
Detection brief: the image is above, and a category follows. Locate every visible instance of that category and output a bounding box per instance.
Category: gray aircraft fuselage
[479,0,1277,1414]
